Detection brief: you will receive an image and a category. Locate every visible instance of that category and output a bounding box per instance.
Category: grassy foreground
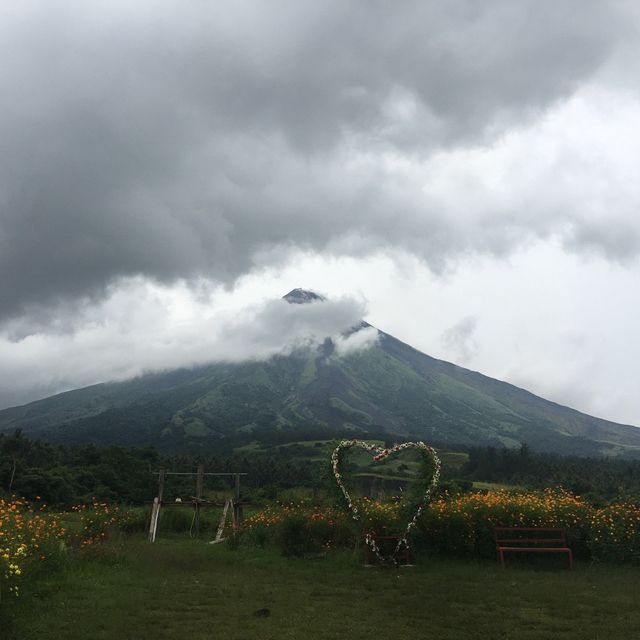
[4,538,640,640]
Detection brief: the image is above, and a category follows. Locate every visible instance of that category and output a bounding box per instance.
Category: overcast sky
[1,1,640,426]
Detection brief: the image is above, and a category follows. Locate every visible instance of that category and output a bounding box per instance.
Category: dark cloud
[0,1,634,322]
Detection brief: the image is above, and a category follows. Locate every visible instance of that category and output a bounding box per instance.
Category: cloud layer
[1,1,636,323]
[0,283,373,409]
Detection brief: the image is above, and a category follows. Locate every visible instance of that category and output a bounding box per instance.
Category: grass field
[5,537,640,640]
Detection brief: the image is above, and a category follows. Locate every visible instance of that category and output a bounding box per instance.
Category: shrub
[116,507,149,534]
[275,514,309,557]
[243,522,270,548]
[240,503,355,556]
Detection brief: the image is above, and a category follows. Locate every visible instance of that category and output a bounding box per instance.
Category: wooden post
[194,464,204,537]
[157,470,165,537]
[158,469,165,503]
[9,458,17,491]
[196,465,204,499]
[232,473,243,527]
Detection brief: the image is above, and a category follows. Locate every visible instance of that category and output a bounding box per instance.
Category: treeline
[0,430,325,505]
[462,444,640,503]
[0,430,161,504]
[5,429,640,506]
[166,452,324,493]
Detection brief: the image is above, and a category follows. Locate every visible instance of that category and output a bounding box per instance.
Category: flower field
[0,496,130,603]
[0,497,65,601]
[418,488,592,558]
[2,487,640,616]
[239,488,640,562]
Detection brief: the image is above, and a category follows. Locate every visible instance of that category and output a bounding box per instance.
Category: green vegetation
[4,540,640,639]
[237,488,640,564]
[6,432,640,507]
[463,444,640,503]
[0,431,160,504]
[472,480,525,491]
[4,473,640,639]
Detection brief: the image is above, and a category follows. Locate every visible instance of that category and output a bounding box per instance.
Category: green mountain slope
[1,318,640,457]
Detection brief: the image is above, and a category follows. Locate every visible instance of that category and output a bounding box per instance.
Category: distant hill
[1,288,640,457]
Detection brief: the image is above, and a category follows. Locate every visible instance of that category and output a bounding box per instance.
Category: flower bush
[71,500,135,547]
[356,497,404,535]
[240,503,354,555]
[588,502,640,563]
[417,488,592,559]
[0,497,66,601]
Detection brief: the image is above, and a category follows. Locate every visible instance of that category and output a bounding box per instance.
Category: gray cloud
[0,1,634,323]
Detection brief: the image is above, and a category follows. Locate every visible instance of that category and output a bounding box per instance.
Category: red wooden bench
[494,527,573,568]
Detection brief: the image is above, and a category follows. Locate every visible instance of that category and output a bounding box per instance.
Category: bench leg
[567,550,573,569]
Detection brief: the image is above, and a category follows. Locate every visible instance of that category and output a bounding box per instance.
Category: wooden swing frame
[148,465,247,542]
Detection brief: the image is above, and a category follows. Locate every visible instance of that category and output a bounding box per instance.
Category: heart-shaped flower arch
[331,439,441,564]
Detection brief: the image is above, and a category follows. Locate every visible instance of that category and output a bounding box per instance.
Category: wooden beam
[148,497,161,542]
[211,499,231,544]
[148,470,166,543]
[233,473,243,526]
[158,470,165,503]
[194,465,204,537]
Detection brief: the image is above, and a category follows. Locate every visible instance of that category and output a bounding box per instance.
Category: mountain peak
[282,288,326,304]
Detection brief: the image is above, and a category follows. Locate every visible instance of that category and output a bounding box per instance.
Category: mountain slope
[1,292,640,457]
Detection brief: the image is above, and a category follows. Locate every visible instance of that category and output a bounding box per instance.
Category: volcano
[1,289,639,457]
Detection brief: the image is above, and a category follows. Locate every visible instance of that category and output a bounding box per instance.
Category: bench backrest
[494,527,567,546]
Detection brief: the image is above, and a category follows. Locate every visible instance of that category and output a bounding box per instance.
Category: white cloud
[334,326,380,356]
[0,283,370,408]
